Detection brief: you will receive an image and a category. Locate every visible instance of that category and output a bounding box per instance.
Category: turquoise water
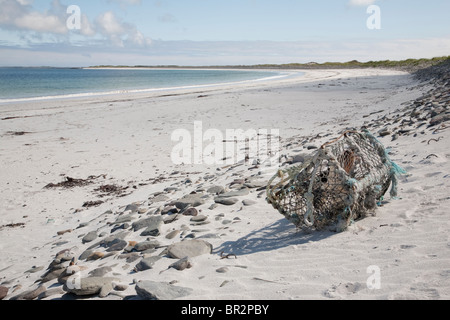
[0,68,284,101]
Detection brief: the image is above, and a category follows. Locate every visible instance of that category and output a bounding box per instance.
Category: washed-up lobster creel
[266,130,406,232]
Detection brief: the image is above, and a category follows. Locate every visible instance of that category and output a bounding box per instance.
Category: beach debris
[44,175,105,189]
[266,130,406,232]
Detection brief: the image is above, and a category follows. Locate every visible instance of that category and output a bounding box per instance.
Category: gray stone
[135,256,162,271]
[82,231,98,244]
[11,285,46,300]
[190,215,207,222]
[216,267,229,273]
[88,266,113,277]
[214,197,239,205]
[114,214,136,225]
[105,239,128,252]
[182,207,198,216]
[139,216,164,236]
[219,188,249,198]
[207,185,225,194]
[166,230,180,240]
[135,281,193,300]
[174,194,205,209]
[132,216,164,232]
[64,277,119,298]
[124,204,139,213]
[167,239,213,259]
[134,240,160,252]
[150,194,170,203]
[430,113,450,126]
[168,257,192,271]
[242,199,257,206]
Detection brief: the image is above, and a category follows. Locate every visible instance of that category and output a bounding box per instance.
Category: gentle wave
[0,70,296,104]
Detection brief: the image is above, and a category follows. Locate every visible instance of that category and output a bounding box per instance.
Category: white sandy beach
[1,68,449,300]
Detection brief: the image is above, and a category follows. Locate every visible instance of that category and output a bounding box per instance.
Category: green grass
[88,56,450,73]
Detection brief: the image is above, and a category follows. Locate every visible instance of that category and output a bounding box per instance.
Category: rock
[89,266,113,277]
[86,252,105,261]
[208,203,218,210]
[11,285,46,300]
[135,256,162,271]
[40,268,65,283]
[216,267,229,273]
[174,194,205,209]
[113,283,128,291]
[132,216,164,233]
[182,207,198,216]
[135,280,193,300]
[37,287,65,300]
[0,286,8,300]
[190,215,208,222]
[124,204,139,213]
[219,188,249,198]
[430,113,450,126]
[138,216,164,236]
[79,249,94,261]
[82,231,98,244]
[150,194,170,203]
[242,199,257,206]
[166,230,180,240]
[63,277,119,298]
[57,229,73,236]
[214,197,239,206]
[114,214,136,225]
[167,239,213,259]
[168,257,192,271]
[134,240,160,252]
[207,185,225,194]
[105,239,128,252]
[161,206,178,215]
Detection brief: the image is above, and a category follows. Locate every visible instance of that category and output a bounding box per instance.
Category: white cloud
[96,11,125,35]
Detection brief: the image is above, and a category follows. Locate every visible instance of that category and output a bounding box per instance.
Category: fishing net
[266,130,406,232]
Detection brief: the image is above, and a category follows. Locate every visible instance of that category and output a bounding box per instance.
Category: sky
[0,0,449,67]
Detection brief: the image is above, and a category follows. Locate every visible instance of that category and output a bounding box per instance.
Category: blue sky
[0,0,449,66]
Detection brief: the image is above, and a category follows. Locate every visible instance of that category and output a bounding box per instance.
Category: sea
[0,67,287,103]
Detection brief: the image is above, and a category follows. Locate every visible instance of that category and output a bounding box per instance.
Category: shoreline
[0,68,295,105]
[1,67,449,300]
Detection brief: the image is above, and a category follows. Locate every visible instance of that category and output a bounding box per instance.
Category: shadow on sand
[214,218,336,256]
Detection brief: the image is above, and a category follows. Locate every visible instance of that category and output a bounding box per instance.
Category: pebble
[135,256,162,272]
[135,280,193,300]
[207,185,225,194]
[182,207,198,216]
[0,286,8,300]
[168,257,192,271]
[132,216,164,233]
[167,239,213,259]
[174,194,206,209]
[105,239,128,252]
[214,197,239,206]
[134,240,161,252]
[166,229,181,239]
[216,267,229,273]
[242,199,257,206]
[82,231,98,244]
[190,215,208,222]
[63,277,119,298]
[89,266,113,277]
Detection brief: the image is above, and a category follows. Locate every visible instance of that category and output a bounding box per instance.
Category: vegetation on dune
[88,56,450,73]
